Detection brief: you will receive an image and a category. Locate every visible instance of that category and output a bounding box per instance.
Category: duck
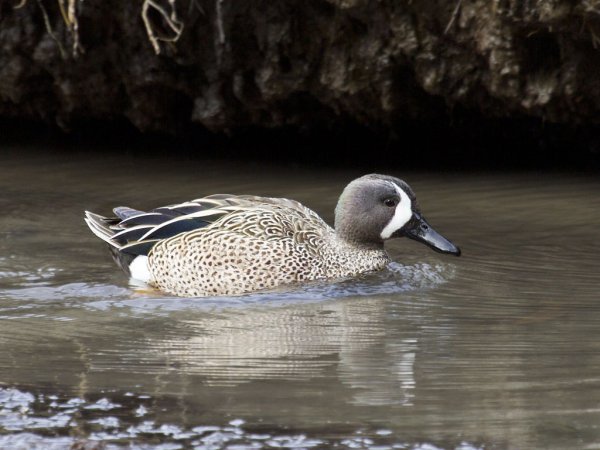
[84,174,460,297]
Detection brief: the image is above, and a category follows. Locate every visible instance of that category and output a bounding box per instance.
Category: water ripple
[0,387,484,450]
[0,262,454,315]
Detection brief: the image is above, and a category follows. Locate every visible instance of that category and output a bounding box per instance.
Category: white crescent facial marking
[129,255,152,283]
[380,183,413,240]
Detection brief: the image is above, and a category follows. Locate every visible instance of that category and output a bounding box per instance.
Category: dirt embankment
[1,1,599,134]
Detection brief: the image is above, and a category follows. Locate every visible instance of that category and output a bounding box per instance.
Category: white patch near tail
[129,255,152,283]
[380,183,413,239]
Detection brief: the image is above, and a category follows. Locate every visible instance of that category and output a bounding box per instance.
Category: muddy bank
[1,1,599,135]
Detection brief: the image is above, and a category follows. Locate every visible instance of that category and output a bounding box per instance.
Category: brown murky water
[0,146,599,449]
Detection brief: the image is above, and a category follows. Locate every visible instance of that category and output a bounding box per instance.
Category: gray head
[334,174,460,255]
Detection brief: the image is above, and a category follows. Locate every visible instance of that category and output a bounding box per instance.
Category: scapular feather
[119,240,160,256]
[119,213,174,226]
[141,217,211,240]
[113,206,146,220]
[112,226,155,245]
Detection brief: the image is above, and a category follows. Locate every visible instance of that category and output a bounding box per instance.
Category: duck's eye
[384,198,397,207]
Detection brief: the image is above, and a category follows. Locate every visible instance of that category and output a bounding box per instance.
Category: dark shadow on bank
[0,115,599,172]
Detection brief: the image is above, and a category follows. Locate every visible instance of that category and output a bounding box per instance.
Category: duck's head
[334,174,461,256]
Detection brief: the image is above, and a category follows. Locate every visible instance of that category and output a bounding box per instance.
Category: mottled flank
[149,203,389,297]
[84,174,460,297]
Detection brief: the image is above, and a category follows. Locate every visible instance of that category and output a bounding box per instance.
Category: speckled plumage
[148,200,389,296]
[85,174,460,297]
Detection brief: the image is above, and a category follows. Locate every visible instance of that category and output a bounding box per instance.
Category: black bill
[398,213,461,256]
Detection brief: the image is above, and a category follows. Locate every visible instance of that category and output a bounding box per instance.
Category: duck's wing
[85,196,238,256]
[84,194,330,256]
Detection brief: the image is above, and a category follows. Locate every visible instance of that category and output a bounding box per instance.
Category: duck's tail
[84,211,120,247]
[84,209,153,282]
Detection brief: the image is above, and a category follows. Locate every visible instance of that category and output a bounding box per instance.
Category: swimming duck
[84,174,460,297]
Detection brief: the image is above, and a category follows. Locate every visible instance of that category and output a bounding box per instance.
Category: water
[0,146,599,449]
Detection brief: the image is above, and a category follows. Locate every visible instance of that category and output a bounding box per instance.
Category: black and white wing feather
[85,194,326,254]
[85,198,235,256]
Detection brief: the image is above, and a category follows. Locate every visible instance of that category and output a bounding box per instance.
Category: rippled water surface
[0,146,599,449]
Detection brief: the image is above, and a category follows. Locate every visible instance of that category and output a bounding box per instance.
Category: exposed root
[67,0,82,56]
[13,0,191,57]
[14,0,185,57]
[141,0,184,55]
[445,0,462,34]
[189,0,205,15]
[215,0,225,44]
[36,0,67,58]
[14,0,82,57]
[58,0,83,56]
